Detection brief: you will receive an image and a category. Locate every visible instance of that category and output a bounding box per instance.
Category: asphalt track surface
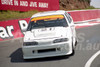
[0,24,100,67]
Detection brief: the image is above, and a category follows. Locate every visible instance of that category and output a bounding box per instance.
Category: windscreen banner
[0,0,59,11]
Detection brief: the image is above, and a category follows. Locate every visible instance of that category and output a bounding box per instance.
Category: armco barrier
[0,9,100,41]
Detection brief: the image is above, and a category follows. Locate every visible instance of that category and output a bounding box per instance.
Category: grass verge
[0,10,38,21]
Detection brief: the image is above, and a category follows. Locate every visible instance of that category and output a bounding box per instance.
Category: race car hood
[24,27,70,41]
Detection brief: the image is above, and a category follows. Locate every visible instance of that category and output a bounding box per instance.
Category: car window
[27,15,68,31]
[65,13,72,23]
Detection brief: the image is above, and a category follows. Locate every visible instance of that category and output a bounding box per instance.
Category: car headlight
[23,41,38,46]
[53,38,68,43]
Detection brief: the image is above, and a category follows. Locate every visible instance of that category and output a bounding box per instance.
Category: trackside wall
[0,9,100,41]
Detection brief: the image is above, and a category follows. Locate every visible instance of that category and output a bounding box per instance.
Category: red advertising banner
[0,0,59,11]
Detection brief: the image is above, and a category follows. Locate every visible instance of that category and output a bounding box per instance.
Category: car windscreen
[27,15,68,31]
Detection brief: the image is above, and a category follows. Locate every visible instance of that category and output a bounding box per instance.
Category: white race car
[22,10,77,59]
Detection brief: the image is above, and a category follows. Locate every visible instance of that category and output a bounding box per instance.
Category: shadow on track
[10,48,75,63]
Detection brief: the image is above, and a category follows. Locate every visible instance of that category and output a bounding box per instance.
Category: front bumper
[22,41,73,59]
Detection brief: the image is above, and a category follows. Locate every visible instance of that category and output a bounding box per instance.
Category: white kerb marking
[85,50,100,67]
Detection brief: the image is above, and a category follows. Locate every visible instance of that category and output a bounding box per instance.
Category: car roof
[31,10,66,18]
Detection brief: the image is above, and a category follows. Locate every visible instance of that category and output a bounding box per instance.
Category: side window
[65,13,72,23]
